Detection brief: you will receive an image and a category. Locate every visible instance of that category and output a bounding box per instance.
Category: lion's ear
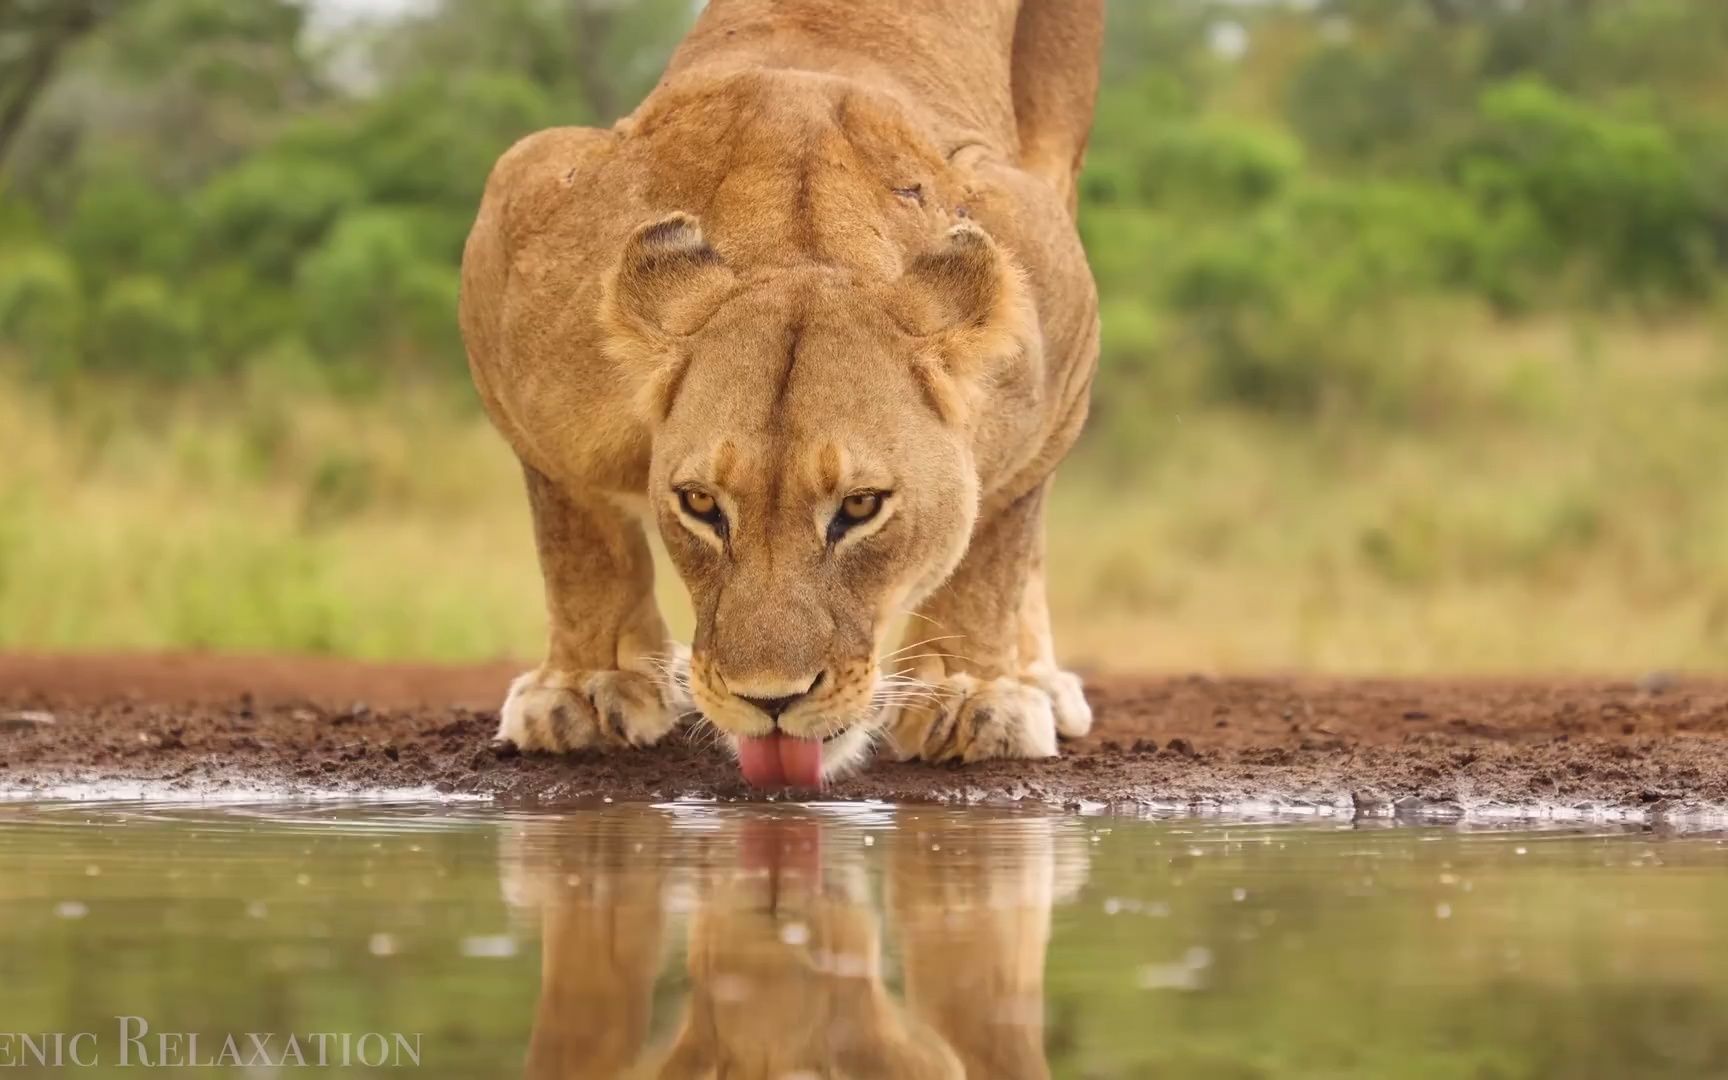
[601,212,738,420]
[887,223,1034,425]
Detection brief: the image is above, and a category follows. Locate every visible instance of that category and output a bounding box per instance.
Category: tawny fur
[460,0,1103,772]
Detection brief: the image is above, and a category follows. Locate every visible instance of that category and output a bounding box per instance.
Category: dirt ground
[3,652,1727,817]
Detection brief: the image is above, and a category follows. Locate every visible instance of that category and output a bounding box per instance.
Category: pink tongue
[738,735,785,787]
[738,732,824,789]
[778,735,824,788]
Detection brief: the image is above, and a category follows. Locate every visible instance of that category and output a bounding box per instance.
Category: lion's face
[652,290,978,777]
[604,215,1030,782]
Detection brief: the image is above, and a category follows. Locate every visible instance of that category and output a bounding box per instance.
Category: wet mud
[3,652,1726,816]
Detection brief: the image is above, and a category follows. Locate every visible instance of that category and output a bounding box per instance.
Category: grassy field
[5,310,1726,675]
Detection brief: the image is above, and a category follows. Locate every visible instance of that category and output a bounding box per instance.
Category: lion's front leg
[497,464,687,753]
[886,480,1091,763]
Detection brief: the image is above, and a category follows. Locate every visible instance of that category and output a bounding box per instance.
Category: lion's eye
[841,492,882,522]
[678,488,725,530]
[828,491,887,544]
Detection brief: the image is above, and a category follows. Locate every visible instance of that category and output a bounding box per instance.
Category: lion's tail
[1008,0,1104,218]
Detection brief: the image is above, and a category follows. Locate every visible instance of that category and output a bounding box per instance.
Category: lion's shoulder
[475,126,620,254]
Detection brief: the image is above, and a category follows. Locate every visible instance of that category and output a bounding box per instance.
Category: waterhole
[0,801,1724,1077]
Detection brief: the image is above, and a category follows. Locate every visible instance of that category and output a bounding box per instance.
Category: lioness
[460,0,1104,786]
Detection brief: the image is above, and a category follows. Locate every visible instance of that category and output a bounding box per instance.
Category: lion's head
[601,213,1033,785]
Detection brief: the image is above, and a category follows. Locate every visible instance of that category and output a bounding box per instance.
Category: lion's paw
[886,674,1059,764]
[497,667,678,752]
[1027,664,1093,739]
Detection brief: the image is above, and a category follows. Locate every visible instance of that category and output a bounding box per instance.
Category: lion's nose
[737,672,824,720]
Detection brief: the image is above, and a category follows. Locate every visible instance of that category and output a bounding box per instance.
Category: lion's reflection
[499,811,1087,1079]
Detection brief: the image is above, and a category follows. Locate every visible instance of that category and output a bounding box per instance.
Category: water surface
[0,801,1724,1077]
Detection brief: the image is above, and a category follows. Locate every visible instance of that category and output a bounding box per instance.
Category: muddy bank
[2,652,1727,816]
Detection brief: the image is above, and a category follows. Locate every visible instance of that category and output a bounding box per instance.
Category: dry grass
[3,313,1724,674]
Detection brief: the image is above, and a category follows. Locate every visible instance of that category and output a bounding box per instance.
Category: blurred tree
[373,0,699,125]
[0,0,119,169]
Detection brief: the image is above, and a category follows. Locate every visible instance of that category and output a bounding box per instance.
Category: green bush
[196,157,363,282]
[88,276,203,378]
[62,178,191,288]
[0,248,84,378]
[1131,122,1301,211]
[1287,45,1426,165]
[1457,79,1715,300]
[296,210,462,372]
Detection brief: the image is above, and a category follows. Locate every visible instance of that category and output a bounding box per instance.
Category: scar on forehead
[814,442,844,495]
[711,440,739,489]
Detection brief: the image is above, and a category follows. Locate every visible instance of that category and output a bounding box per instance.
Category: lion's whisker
[870,689,940,707]
[879,634,964,661]
[877,671,934,683]
[873,685,936,699]
[884,653,976,672]
[897,610,949,631]
[691,720,729,753]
